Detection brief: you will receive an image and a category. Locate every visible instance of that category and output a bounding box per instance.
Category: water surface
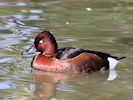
[0,0,133,100]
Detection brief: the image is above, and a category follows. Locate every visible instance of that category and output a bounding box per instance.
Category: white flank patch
[107,57,119,81]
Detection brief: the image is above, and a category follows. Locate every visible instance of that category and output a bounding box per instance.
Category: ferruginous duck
[22,31,125,73]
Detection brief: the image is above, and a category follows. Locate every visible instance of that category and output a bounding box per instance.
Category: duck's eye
[39,40,44,44]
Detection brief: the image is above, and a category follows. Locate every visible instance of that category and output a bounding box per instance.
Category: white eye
[39,40,44,44]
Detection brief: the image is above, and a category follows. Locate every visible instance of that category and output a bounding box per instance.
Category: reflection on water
[32,70,107,100]
[0,0,133,100]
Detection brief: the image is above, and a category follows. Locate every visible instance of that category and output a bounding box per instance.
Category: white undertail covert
[107,57,119,81]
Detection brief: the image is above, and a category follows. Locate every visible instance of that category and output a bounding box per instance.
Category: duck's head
[22,31,58,57]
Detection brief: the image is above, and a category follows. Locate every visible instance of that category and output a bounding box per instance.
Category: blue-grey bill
[21,45,37,55]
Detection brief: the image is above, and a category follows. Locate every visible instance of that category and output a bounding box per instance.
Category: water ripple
[0,2,27,7]
[0,82,10,89]
[0,57,16,63]
[21,9,43,14]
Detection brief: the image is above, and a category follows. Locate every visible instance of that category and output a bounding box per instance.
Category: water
[0,0,133,100]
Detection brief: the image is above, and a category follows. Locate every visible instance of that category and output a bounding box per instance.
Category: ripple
[39,1,59,6]
[0,34,21,47]
[23,15,45,20]
[15,2,27,6]
[11,15,25,20]
[0,2,27,7]
[0,2,9,6]
[0,82,10,89]
[57,83,75,93]
[0,57,16,63]
[21,9,43,14]
[57,36,78,43]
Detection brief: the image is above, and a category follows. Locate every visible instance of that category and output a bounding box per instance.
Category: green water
[0,0,133,100]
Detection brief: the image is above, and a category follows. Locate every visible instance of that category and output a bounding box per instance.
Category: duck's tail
[107,56,126,70]
[108,56,126,70]
[107,56,126,81]
[115,56,126,60]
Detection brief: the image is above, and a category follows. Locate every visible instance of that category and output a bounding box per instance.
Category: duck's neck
[42,42,58,57]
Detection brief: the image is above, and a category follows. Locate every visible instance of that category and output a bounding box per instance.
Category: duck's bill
[21,45,37,55]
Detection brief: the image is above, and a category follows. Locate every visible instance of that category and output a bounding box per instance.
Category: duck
[22,31,126,73]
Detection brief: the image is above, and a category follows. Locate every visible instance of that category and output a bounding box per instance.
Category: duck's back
[56,47,113,70]
[57,47,113,59]
[56,48,85,60]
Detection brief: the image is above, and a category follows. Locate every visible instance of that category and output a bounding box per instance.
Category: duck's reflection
[32,69,117,100]
[32,69,89,100]
[34,81,56,100]
[33,70,57,100]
